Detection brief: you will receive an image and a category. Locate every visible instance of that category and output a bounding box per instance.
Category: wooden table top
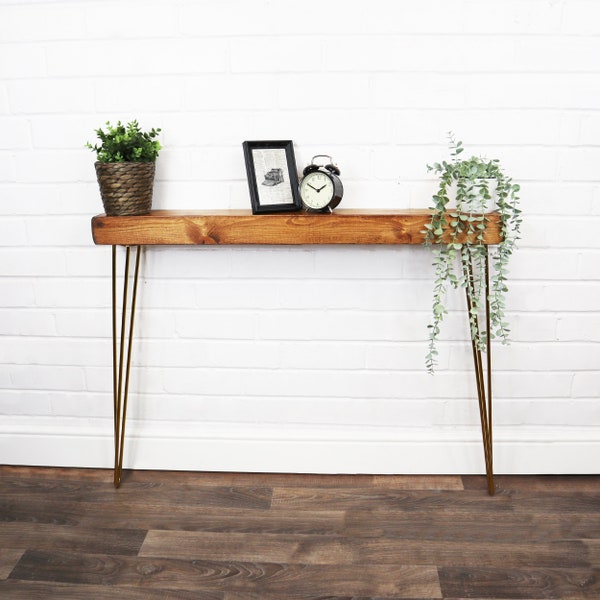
[91,209,502,246]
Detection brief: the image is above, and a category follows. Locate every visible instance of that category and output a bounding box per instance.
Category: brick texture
[0,0,599,473]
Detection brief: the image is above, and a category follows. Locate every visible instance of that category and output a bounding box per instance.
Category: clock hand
[316,185,327,192]
[307,183,319,191]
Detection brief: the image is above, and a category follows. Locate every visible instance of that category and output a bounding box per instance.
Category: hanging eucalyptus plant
[423,134,522,373]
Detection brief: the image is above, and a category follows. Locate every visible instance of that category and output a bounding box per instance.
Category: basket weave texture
[95,161,155,216]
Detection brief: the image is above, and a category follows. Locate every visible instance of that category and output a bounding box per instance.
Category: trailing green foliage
[86,120,162,163]
[423,133,522,374]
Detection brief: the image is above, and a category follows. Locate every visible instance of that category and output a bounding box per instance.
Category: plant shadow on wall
[423,134,522,374]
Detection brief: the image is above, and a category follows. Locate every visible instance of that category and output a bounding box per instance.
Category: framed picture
[242,140,303,214]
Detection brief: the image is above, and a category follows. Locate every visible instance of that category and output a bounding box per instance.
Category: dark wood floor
[0,467,598,599]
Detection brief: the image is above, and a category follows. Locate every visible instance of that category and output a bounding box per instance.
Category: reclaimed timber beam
[91,209,502,246]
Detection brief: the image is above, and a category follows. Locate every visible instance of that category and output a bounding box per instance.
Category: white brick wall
[1,0,599,474]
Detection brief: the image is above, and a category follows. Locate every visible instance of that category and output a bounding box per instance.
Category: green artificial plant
[423,133,522,373]
[86,120,161,163]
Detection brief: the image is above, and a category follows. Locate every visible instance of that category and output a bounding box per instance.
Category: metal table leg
[465,247,495,496]
[106,242,495,493]
[111,245,142,488]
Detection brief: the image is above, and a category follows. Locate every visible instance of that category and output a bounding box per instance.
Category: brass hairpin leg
[465,247,495,496]
[111,245,142,488]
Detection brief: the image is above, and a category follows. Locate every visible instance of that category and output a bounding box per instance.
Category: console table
[91,209,501,495]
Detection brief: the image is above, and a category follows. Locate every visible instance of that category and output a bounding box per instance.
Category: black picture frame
[242,140,302,214]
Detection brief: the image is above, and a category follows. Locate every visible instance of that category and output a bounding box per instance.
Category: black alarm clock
[299,155,344,213]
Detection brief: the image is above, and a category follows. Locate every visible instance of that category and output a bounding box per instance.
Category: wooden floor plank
[10,549,442,598]
[140,530,590,568]
[439,566,600,599]
[354,539,592,569]
[273,484,600,517]
[372,475,463,490]
[140,530,356,564]
[124,471,381,488]
[223,595,442,600]
[0,579,220,599]
[1,497,345,535]
[0,466,463,490]
[507,492,600,515]
[0,522,146,556]
[0,466,112,482]
[0,477,272,510]
[0,549,24,580]
[463,474,600,493]
[344,510,600,542]
[585,539,600,565]
[272,486,513,512]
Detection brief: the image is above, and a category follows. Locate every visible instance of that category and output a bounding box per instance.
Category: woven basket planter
[95,161,156,216]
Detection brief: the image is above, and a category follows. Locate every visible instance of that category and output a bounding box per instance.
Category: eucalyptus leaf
[422,132,521,373]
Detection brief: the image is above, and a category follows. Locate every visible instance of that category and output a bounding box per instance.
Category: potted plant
[423,133,522,373]
[87,120,162,216]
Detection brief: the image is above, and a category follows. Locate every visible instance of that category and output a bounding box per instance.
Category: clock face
[300,171,335,210]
